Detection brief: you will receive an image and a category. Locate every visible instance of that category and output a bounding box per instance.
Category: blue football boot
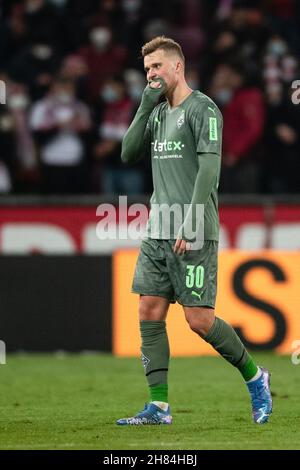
[116,402,172,425]
[247,367,273,424]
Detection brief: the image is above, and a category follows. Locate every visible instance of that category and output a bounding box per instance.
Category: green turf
[0,353,299,450]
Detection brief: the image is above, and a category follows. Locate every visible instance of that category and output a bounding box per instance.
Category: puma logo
[191,291,202,300]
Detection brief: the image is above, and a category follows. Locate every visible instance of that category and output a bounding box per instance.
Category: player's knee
[139,296,168,321]
[138,303,163,321]
[186,308,215,338]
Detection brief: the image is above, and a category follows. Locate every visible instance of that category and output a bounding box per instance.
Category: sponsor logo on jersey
[209,117,218,141]
[152,139,185,151]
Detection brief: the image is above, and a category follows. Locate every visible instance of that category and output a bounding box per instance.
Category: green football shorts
[132,239,218,307]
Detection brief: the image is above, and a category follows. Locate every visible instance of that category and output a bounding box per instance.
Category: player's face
[144,49,180,92]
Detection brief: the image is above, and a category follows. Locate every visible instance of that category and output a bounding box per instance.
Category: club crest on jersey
[177,110,185,129]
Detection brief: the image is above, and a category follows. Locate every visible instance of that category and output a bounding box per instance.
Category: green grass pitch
[0,353,299,450]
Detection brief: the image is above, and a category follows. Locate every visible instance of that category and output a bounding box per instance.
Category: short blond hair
[141,36,185,63]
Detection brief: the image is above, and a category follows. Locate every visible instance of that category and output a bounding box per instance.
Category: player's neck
[166,82,193,108]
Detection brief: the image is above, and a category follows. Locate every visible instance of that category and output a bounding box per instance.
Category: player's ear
[175,60,181,73]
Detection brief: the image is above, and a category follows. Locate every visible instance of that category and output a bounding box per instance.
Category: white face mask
[31,45,53,60]
[267,40,288,57]
[8,94,29,110]
[129,85,143,101]
[215,88,233,105]
[101,85,119,103]
[90,28,111,50]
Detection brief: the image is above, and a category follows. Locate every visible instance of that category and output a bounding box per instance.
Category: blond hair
[141,36,185,63]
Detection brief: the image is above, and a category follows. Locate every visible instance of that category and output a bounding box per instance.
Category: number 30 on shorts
[185,265,204,288]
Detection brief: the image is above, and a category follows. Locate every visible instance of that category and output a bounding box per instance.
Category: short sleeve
[190,103,223,155]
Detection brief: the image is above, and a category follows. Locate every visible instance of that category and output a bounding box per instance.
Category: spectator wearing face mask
[86,0,126,44]
[78,25,128,102]
[29,76,92,193]
[262,35,298,88]
[93,75,144,194]
[210,61,265,193]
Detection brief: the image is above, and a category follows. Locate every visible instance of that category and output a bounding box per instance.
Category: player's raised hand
[141,77,167,109]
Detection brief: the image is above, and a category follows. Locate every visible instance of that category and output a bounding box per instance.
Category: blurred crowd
[0,0,300,195]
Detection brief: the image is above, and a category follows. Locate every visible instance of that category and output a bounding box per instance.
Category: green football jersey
[145,90,223,241]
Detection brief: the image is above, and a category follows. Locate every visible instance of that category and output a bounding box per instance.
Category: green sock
[150,384,168,402]
[140,320,170,402]
[239,357,259,382]
[204,317,258,381]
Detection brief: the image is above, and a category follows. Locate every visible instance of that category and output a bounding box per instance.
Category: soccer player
[117,37,272,425]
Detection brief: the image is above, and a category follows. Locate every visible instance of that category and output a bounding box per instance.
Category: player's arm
[174,104,222,254]
[174,153,220,254]
[121,78,166,164]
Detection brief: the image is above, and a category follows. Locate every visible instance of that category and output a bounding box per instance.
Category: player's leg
[135,240,174,407]
[184,305,259,381]
[184,305,272,424]
[139,295,170,407]
[117,298,172,426]
[168,240,272,424]
[117,240,174,425]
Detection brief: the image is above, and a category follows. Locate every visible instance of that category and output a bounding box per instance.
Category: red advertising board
[0,204,299,253]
